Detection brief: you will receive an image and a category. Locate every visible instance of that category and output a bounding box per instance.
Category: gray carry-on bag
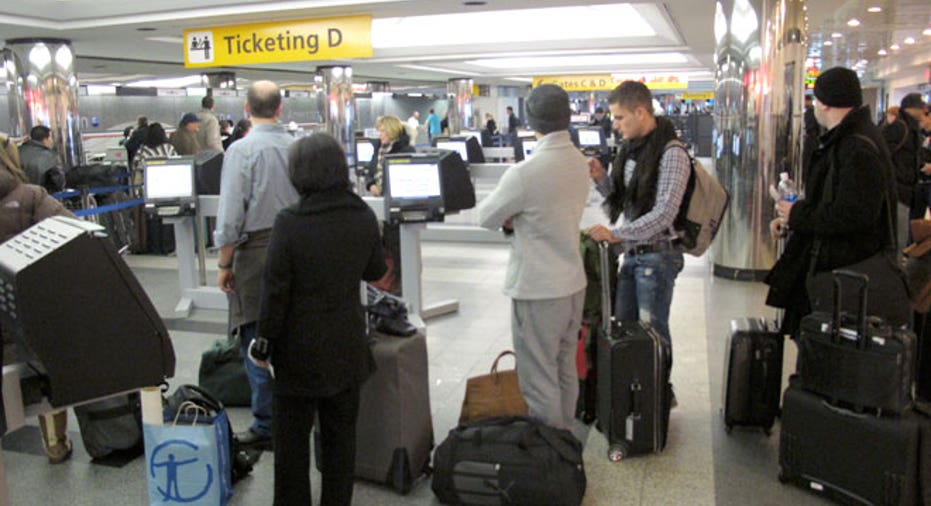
[316,330,433,493]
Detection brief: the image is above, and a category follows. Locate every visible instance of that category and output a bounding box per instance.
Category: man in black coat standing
[765,67,897,335]
[884,93,929,239]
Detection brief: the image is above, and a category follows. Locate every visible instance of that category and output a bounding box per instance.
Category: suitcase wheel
[607,444,627,462]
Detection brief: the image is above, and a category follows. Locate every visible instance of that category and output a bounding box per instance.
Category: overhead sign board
[533,74,689,91]
[682,91,714,100]
[184,15,372,68]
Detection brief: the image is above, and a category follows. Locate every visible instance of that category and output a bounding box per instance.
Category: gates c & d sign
[184,15,372,68]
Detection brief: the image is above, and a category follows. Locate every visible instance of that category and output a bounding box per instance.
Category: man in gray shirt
[19,125,65,193]
[477,84,589,430]
[215,80,299,448]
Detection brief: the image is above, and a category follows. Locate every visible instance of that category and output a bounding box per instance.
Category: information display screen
[522,140,539,159]
[387,163,442,199]
[144,159,195,201]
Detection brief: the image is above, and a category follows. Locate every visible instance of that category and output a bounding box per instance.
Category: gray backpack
[666,140,730,257]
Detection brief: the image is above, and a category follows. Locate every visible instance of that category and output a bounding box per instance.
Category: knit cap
[813,67,862,108]
[525,84,571,134]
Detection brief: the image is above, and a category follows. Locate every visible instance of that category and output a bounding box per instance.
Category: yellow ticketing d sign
[184,15,372,68]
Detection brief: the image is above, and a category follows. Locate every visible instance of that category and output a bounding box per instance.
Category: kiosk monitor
[144,158,196,203]
[384,154,445,224]
[513,136,539,162]
[435,139,470,162]
[354,139,377,166]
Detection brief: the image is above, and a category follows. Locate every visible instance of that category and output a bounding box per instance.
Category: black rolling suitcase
[797,270,915,414]
[722,317,783,433]
[74,392,144,459]
[595,242,671,461]
[779,380,928,506]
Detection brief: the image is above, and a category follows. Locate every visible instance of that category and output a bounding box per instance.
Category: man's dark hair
[506,106,514,113]
[202,96,214,109]
[595,107,605,114]
[144,123,169,148]
[247,82,281,119]
[288,133,350,195]
[30,125,51,142]
[137,116,148,127]
[607,81,654,115]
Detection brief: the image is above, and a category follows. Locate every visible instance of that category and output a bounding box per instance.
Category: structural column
[446,78,474,134]
[711,0,807,280]
[3,38,82,168]
[317,65,354,153]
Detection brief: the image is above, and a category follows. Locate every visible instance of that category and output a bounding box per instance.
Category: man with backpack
[586,81,689,402]
[884,93,928,240]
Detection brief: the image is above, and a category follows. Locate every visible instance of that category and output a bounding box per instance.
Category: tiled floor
[1,235,832,505]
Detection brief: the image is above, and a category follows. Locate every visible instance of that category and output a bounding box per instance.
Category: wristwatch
[217,261,232,270]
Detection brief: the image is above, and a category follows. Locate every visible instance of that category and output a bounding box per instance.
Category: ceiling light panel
[372,4,654,48]
[466,53,688,69]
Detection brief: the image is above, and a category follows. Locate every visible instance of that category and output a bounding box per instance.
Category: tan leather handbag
[458,350,529,424]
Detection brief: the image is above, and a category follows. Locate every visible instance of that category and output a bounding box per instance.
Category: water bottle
[777,172,798,202]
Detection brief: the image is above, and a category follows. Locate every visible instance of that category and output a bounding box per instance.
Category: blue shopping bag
[143,405,233,506]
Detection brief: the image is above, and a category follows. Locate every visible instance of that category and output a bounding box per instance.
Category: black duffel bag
[432,416,586,506]
[66,163,118,189]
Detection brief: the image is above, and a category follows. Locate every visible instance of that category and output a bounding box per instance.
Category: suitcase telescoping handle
[831,269,869,349]
[599,241,613,335]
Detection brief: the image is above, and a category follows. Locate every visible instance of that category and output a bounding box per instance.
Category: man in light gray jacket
[196,95,224,153]
[477,84,589,430]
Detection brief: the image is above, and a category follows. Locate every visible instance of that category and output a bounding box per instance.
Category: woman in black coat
[255,133,387,506]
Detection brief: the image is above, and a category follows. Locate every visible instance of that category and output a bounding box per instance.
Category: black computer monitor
[383,154,445,224]
[433,136,485,164]
[194,151,223,195]
[577,126,606,149]
[143,157,196,204]
[513,136,539,162]
[435,138,470,163]
[354,138,377,166]
[414,148,476,213]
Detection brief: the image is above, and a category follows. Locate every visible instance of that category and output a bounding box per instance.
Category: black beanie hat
[813,67,862,108]
[900,93,927,110]
[526,84,571,134]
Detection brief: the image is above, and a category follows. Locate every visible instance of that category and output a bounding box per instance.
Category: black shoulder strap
[893,119,909,153]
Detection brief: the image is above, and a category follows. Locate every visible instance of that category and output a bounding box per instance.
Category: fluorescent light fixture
[397,64,465,75]
[878,48,887,55]
[126,75,205,88]
[924,28,931,36]
[867,6,882,13]
[904,37,916,44]
[823,40,833,46]
[504,77,533,83]
[467,52,687,69]
[731,0,759,44]
[372,4,654,48]
[86,85,116,95]
[145,36,184,44]
[891,43,900,50]
[847,18,861,27]
[831,32,842,38]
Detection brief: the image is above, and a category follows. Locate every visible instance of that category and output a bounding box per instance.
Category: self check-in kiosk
[383,154,446,224]
[0,217,176,407]
[143,157,197,216]
[513,135,539,162]
[575,126,609,156]
[432,136,485,164]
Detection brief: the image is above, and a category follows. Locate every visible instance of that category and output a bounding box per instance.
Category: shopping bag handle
[173,401,208,426]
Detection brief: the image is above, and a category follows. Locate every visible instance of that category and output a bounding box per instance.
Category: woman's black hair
[288,132,350,195]
[144,123,168,148]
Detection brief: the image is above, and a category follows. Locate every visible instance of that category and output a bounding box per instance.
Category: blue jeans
[615,250,684,364]
[239,322,273,437]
